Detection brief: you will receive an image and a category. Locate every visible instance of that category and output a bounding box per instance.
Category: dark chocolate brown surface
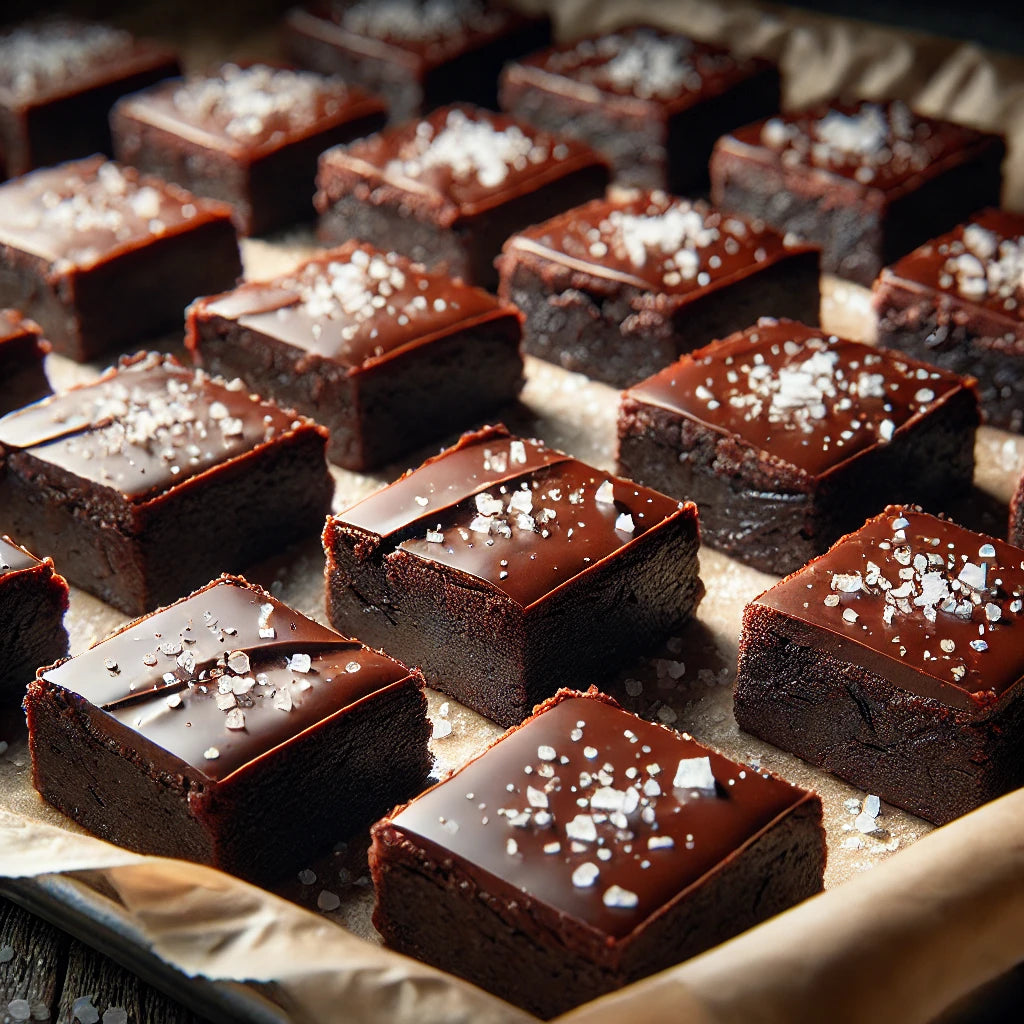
[723,101,1002,195]
[510,26,767,112]
[318,104,605,222]
[115,63,385,160]
[0,155,233,267]
[625,318,972,477]
[879,208,1024,324]
[755,508,1024,712]
[0,353,299,502]
[0,536,39,574]
[41,577,413,783]
[193,241,513,370]
[501,190,812,294]
[391,691,811,939]
[341,426,683,607]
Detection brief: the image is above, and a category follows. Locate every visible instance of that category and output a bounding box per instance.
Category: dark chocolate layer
[392,691,812,939]
[0,353,302,502]
[41,576,412,782]
[755,508,1024,712]
[625,318,971,477]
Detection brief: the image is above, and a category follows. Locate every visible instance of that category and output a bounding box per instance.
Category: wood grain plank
[1,895,69,1023]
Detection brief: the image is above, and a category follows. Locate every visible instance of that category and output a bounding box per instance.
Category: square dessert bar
[314,104,609,290]
[736,507,1024,825]
[0,536,68,708]
[0,309,49,417]
[0,156,242,362]
[324,425,703,728]
[497,190,820,389]
[186,241,524,470]
[26,575,432,882]
[370,688,825,1019]
[500,26,780,194]
[0,18,179,179]
[874,209,1024,432]
[617,318,979,576]
[0,353,333,616]
[710,101,1005,286]
[111,63,387,236]
[284,0,551,124]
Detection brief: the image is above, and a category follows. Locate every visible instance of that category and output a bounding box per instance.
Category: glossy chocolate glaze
[756,508,1024,713]
[339,425,686,607]
[0,536,40,573]
[41,577,414,783]
[880,209,1024,324]
[625,318,971,478]
[301,0,525,68]
[118,64,385,159]
[0,19,175,106]
[723,101,1001,194]
[391,691,812,939]
[0,156,232,266]
[511,27,765,111]
[192,241,513,370]
[502,190,810,293]
[0,353,302,502]
[319,104,604,220]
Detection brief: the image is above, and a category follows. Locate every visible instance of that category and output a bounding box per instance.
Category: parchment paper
[3,1,1024,1020]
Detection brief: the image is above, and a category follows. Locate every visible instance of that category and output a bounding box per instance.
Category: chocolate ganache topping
[193,241,511,370]
[391,691,812,938]
[625,318,970,477]
[339,425,687,607]
[0,353,303,503]
[41,577,414,782]
[503,190,809,293]
[757,507,1024,713]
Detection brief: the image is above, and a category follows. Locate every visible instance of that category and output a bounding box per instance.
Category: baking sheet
[3,0,1024,1019]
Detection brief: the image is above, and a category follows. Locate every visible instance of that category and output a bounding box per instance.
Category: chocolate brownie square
[324,424,703,728]
[0,156,242,361]
[111,63,387,236]
[185,241,524,470]
[0,18,179,180]
[710,101,1005,286]
[735,507,1024,825]
[874,209,1024,432]
[314,104,609,290]
[617,318,979,575]
[500,26,780,194]
[26,575,432,882]
[0,353,332,616]
[0,535,68,708]
[497,190,820,388]
[0,309,49,417]
[284,0,551,124]
[370,687,825,1019]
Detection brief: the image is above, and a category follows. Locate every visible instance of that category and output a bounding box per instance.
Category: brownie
[111,63,387,236]
[284,0,551,124]
[324,424,703,728]
[0,352,332,616]
[710,101,1006,286]
[617,318,980,576]
[497,190,821,389]
[500,26,780,194]
[0,18,179,180]
[26,575,432,882]
[735,506,1024,825]
[0,535,68,708]
[0,309,49,417]
[185,241,524,470]
[0,156,242,362]
[370,687,825,1019]
[874,209,1024,432]
[314,104,609,290]
[1012,474,1024,549]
